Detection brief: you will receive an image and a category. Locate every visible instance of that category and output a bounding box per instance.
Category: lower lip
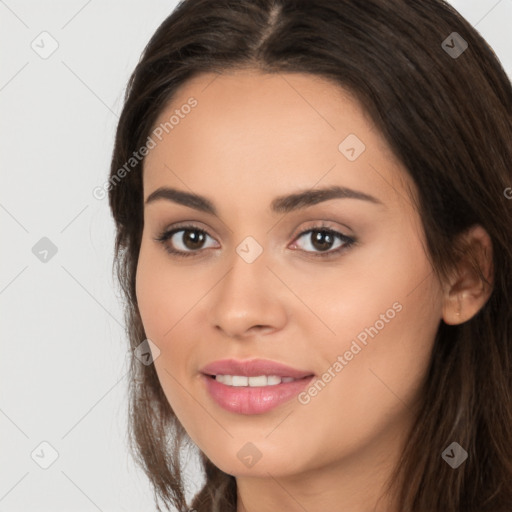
[201,374,315,415]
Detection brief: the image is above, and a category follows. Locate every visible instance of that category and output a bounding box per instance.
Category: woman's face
[136,70,445,480]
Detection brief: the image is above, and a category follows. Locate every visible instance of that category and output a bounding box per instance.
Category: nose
[207,247,288,340]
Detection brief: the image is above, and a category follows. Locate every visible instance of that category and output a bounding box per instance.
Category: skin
[135,70,493,512]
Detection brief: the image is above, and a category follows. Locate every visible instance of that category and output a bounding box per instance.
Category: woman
[108,0,512,510]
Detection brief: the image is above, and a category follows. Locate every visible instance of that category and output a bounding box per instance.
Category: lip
[200,358,316,415]
[200,358,315,379]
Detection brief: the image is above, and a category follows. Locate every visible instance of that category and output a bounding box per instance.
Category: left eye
[291,228,354,256]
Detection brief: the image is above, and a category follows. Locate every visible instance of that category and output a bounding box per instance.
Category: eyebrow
[144,185,383,215]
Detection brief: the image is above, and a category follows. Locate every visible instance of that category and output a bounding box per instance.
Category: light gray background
[1,1,511,511]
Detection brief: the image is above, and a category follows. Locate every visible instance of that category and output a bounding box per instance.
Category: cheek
[284,277,440,467]
[135,240,193,339]
[135,245,193,409]
[135,241,205,412]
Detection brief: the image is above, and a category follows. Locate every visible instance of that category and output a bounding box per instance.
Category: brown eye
[179,229,207,250]
[155,225,218,257]
[310,230,336,251]
[291,227,355,258]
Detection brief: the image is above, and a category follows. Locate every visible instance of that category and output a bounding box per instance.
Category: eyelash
[154,223,356,259]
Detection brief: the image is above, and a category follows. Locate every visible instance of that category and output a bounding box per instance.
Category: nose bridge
[221,234,271,303]
[207,234,287,336]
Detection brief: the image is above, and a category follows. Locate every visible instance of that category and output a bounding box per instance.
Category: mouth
[199,358,316,414]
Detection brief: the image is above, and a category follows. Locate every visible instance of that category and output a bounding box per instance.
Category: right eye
[154,225,219,257]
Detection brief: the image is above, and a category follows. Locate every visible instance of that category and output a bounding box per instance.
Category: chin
[202,444,308,479]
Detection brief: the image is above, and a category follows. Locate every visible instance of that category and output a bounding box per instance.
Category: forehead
[142,70,414,212]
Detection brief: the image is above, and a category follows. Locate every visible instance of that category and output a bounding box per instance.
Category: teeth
[248,375,267,387]
[232,375,248,386]
[214,375,297,387]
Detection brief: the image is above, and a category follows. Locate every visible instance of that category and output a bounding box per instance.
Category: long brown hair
[108,1,512,510]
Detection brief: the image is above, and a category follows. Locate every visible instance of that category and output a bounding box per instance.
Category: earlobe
[441,225,494,326]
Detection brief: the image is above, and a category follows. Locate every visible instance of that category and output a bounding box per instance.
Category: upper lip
[200,358,315,379]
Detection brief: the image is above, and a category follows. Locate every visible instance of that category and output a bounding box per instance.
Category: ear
[442,225,494,325]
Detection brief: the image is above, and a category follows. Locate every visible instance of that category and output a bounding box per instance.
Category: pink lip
[201,374,315,415]
[200,358,315,415]
[200,358,314,379]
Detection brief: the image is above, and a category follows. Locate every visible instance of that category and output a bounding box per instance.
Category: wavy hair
[108,1,512,510]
